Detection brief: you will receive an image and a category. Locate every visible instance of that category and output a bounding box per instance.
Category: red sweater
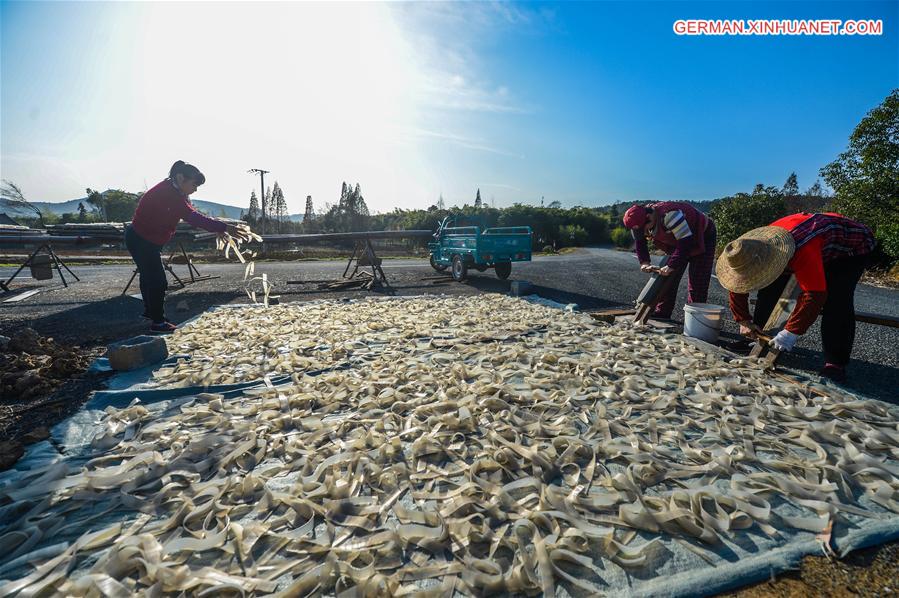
[131,179,226,246]
[729,213,872,334]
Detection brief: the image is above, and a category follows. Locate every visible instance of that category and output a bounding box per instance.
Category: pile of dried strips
[1,296,898,596]
[0,329,93,402]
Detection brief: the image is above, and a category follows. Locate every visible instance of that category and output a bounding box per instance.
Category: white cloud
[412,128,523,158]
[2,1,546,212]
[389,2,542,116]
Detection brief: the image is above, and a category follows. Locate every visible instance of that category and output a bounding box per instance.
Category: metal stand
[121,242,219,296]
[1,243,80,292]
[342,238,389,288]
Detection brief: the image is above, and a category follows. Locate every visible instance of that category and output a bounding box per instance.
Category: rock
[0,440,24,470]
[21,426,50,444]
[107,335,169,371]
[510,281,534,296]
[176,300,190,312]
[0,335,9,350]
[8,328,46,355]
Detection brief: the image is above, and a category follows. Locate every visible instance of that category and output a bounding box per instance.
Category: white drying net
[1,296,897,596]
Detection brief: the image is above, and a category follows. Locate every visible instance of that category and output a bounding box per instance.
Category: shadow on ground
[1,291,238,348]
[717,330,898,406]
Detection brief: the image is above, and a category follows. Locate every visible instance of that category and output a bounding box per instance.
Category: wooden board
[751,288,899,329]
[634,255,671,306]
[589,308,637,323]
[760,275,800,333]
[3,289,41,303]
[855,311,899,329]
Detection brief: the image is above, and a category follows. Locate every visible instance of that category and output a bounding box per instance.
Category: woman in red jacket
[125,161,245,333]
[622,202,717,320]
[716,213,874,381]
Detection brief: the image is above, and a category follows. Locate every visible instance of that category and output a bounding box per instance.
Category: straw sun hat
[715,226,796,294]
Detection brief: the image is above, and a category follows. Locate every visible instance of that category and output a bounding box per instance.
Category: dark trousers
[655,221,717,318]
[124,225,168,323]
[752,254,867,367]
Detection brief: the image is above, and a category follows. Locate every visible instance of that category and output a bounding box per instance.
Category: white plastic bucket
[683,303,725,344]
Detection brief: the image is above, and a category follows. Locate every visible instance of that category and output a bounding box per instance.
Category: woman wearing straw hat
[716,212,875,382]
[622,202,717,320]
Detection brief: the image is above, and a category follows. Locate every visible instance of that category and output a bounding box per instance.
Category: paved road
[2,248,897,402]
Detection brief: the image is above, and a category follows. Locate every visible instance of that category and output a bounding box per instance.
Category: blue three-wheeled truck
[428,217,533,282]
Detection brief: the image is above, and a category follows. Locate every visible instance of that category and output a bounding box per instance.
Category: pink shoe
[150,321,177,334]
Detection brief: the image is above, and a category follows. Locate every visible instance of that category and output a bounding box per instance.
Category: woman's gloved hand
[769,329,798,352]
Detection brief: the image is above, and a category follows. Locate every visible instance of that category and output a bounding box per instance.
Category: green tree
[85,188,140,222]
[320,182,370,232]
[474,188,482,209]
[246,190,259,222]
[806,180,824,197]
[262,186,271,225]
[710,188,787,246]
[610,226,632,248]
[270,182,286,231]
[0,180,43,226]
[77,202,88,222]
[558,224,587,247]
[279,186,288,223]
[821,89,899,263]
[782,172,799,196]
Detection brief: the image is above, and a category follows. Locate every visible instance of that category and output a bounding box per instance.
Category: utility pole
[248,168,270,233]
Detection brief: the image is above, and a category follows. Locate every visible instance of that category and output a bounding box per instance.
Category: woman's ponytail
[169,160,206,185]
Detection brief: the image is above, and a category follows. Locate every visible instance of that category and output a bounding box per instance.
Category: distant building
[0,213,22,226]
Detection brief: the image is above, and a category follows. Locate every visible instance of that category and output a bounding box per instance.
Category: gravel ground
[1,247,897,593]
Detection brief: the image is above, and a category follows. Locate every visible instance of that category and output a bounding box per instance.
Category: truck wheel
[430,254,447,272]
[452,255,468,281]
[495,262,512,280]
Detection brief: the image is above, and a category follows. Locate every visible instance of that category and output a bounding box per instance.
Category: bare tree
[0,180,44,226]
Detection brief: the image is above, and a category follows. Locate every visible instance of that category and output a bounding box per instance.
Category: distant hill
[192,200,304,222]
[29,198,98,216]
[190,200,245,220]
[3,193,303,222]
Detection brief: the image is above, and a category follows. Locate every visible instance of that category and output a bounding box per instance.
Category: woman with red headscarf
[622,202,717,320]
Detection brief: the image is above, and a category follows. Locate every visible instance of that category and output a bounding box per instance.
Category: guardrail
[442,227,480,236]
[483,227,531,235]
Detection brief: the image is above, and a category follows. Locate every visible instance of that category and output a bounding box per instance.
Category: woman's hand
[738,321,761,337]
[225,223,251,242]
[640,263,655,273]
[657,265,673,277]
[769,329,798,352]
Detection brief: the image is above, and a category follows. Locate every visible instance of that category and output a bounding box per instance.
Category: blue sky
[1,1,896,213]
